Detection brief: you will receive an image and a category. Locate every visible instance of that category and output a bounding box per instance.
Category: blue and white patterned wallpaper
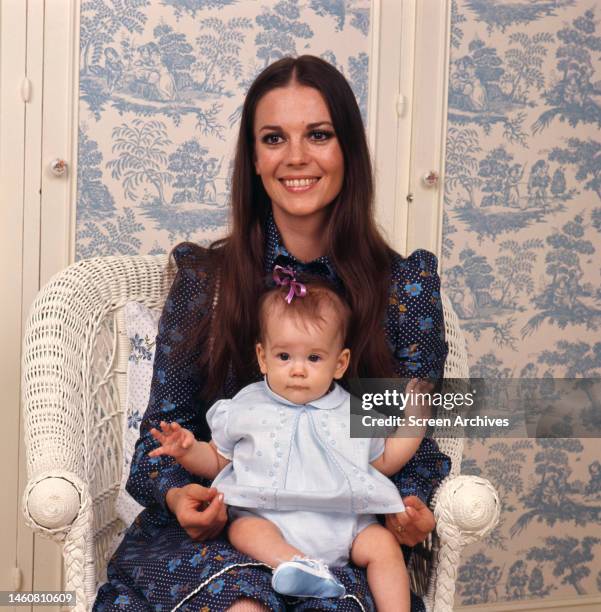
[445,0,601,605]
[75,0,370,258]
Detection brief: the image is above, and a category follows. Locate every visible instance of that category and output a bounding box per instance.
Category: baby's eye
[308,354,321,363]
[277,352,290,361]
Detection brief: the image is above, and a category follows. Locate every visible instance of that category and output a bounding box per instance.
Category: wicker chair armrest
[23,471,86,537]
[435,474,500,539]
[22,470,94,611]
[429,475,500,611]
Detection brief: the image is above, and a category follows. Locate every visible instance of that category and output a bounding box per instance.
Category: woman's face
[253,83,344,228]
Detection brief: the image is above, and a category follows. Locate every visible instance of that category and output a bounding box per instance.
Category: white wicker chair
[22,255,500,612]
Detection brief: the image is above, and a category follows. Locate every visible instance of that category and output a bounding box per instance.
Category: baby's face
[256,307,350,405]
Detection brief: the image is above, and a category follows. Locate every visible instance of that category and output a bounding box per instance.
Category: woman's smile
[279,176,321,192]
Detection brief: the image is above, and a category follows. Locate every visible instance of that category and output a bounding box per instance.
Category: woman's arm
[126,244,214,513]
[384,251,451,544]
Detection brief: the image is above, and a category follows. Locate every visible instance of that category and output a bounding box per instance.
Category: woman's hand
[166,484,228,541]
[385,496,435,547]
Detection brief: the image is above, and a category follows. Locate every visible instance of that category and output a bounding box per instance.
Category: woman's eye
[311,130,333,141]
[308,354,321,363]
[262,134,282,145]
[278,353,290,361]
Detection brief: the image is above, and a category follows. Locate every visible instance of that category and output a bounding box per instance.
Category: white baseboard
[454,594,601,612]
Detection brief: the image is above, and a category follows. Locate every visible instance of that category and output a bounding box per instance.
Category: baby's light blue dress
[207,380,405,566]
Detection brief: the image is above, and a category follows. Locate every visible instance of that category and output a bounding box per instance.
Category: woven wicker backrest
[23,254,469,589]
[24,255,172,580]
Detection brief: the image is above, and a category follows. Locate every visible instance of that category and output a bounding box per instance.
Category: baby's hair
[258,281,351,347]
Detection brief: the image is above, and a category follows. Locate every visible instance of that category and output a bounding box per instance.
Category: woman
[95,55,450,611]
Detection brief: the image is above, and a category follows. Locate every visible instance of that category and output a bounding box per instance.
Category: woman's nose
[285,138,309,165]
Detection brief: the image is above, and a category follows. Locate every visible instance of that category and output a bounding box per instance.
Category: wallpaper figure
[527,160,550,210]
[446,267,479,319]
[450,56,489,111]
[198,157,222,203]
[131,42,176,101]
[103,48,124,93]
[504,163,525,208]
[586,461,601,497]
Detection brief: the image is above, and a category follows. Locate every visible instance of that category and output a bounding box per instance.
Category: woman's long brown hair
[178,55,396,399]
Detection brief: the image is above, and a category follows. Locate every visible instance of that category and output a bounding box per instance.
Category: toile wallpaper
[75,0,369,258]
[445,0,601,606]
[75,0,601,607]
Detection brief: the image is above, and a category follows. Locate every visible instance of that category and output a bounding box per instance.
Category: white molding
[367,0,381,158]
[369,0,416,255]
[394,0,417,256]
[455,594,601,612]
[0,0,29,593]
[406,0,450,261]
[22,0,44,312]
[68,0,81,263]
[19,0,47,595]
[436,0,452,266]
[39,0,78,283]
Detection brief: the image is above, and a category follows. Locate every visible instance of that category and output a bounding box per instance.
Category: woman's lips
[279,177,320,193]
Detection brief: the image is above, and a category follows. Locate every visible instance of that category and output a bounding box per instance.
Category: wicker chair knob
[435,475,500,539]
[25,476,80,532]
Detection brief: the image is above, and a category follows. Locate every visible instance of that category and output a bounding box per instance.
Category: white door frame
[0,0,33,594]
[369,0,450,261]
[1,0,78,602]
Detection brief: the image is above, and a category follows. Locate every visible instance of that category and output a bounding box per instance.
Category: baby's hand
[405,378,434,408]
[403,378,434,434]
[149,421,196,460]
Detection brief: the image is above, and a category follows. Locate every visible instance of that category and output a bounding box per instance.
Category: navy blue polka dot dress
[94,215,451,612]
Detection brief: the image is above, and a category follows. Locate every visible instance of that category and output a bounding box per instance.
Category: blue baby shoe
[271,556,346,599]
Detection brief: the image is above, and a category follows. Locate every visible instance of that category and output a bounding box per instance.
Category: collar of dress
[261,376,346,411]
[263,211,337,281]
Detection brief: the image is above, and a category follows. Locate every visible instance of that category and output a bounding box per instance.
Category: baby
[149,280,427,611]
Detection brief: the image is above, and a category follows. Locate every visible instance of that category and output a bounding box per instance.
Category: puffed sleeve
[387,250,451,505]
[125,243,213,514]
[369,437,385,463]
[206,399,235,460]
[387,250,448,380]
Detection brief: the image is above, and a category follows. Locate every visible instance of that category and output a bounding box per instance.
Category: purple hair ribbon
[273,265,307,304]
